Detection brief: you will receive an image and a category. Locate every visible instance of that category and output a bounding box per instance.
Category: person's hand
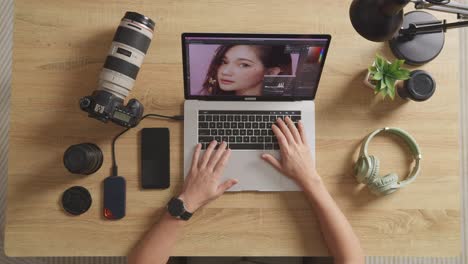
[261,117,320,188]
[179,141,238,212]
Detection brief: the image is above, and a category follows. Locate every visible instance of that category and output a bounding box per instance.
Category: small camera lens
[398,70,436,102]
[63,143,103,175]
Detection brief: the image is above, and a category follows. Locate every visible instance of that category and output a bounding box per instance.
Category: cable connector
[172,115,184,121]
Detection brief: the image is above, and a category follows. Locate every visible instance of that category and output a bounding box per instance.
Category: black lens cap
[62,186,92,216]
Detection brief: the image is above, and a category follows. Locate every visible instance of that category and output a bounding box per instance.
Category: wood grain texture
[6,0,460,257]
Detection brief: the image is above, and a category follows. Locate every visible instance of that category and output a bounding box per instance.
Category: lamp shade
[349,0,410,42]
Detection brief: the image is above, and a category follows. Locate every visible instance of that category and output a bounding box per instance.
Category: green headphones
[354,127,422,196]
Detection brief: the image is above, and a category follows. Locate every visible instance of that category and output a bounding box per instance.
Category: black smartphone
[141,128,170,189]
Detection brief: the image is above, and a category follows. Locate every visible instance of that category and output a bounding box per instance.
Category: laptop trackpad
[219,150,300,192]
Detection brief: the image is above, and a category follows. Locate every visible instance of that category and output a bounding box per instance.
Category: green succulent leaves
[368,55,411,100]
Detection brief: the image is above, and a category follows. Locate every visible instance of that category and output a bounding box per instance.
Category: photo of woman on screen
[201,45,292,96]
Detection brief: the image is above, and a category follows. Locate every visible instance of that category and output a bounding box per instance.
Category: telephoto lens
[80,12,155,127]
[99,11,155,99]
[63,143,104,175]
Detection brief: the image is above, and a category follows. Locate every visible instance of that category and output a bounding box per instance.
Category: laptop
[182,33,331,191]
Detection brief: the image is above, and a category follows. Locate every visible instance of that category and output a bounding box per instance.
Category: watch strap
[180,210,193,221]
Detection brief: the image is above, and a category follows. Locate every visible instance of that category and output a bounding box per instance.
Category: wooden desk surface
[6,0,460,257]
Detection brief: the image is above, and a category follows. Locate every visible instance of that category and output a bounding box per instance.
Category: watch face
[168,198,185,217]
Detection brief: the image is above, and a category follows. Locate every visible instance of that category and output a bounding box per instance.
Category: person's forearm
[301,176,365,264]
[128,212,185,264]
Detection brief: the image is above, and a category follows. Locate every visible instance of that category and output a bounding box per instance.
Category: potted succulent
[365,54,411,100]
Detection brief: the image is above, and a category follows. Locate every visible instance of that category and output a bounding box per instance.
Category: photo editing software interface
[184,35,330,98]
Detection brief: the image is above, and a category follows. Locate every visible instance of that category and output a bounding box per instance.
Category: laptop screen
[182,33,331,101]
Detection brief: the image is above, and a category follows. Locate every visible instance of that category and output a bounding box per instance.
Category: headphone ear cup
[355,156,376,184]
[354,156,368,184]
[369,173,399,195]
[368,155,380,183]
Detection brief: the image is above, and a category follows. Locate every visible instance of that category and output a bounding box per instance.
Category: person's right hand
[179,141,237,212]
[261,117,320,187]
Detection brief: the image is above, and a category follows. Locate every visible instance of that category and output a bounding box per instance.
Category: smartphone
[141,128,170,189]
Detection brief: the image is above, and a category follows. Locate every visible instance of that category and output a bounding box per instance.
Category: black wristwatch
[167,197,193,221]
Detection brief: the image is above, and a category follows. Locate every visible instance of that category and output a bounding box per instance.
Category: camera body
[80,12,154,128]
[80,90,143,128]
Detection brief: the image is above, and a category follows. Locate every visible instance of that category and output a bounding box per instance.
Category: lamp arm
[412,0,468,18]
[396,0,468,39]
[399,19,468,38]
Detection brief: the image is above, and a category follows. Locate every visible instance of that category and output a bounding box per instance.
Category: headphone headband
[359,127,422,187]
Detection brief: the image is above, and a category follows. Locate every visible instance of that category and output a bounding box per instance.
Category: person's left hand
[179,140,238,212]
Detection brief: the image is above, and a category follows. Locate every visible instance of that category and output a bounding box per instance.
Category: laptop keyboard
[198,110,301,150]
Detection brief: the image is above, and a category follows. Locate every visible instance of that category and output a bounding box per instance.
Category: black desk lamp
[350,0,468,65]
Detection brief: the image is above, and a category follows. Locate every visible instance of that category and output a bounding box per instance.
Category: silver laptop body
[181,33,331,191]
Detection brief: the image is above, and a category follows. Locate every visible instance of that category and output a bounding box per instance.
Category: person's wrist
[297,171,323,191]
[177,193,201,212]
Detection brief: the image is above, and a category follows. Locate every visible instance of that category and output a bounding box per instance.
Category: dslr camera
[80,12,155,128]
